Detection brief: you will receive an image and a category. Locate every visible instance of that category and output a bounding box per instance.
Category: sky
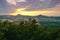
[0,0,60,16]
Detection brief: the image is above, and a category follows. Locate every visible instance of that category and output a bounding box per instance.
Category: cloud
[49,0,60,7]
[6,0,60,9]
[18,0,60,10]
[17,0,26,2]
[6,0,16,5]
[0,0,16,14]
[45,3,60,11]
[6,0,26,5]
[40,4,60,16]
[0,0,60,16]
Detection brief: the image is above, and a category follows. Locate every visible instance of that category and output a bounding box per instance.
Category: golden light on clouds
[12,7,60,16]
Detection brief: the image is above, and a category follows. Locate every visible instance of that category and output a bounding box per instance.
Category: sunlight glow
[12,8,58,16]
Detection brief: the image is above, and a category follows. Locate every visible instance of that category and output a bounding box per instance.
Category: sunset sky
[0,0,60,16]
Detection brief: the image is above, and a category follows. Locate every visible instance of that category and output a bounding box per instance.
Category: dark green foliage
[0,19,60,40]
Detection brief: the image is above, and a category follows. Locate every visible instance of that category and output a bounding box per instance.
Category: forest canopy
[0,19,60,40]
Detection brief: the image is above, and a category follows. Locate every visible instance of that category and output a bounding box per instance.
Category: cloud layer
[1,0,60,10]
[0,0,60,16]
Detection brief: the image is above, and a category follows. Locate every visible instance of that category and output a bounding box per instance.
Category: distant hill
[0,14,60,22]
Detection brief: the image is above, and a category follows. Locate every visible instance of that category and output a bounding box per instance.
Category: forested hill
[0,15,60,22]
